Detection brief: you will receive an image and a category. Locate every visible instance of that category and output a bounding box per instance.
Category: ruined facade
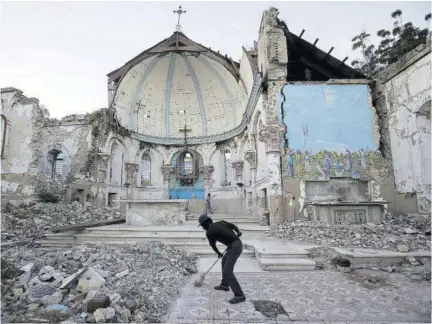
[1,8,430,224]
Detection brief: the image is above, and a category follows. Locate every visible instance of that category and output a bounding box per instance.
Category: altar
[114,199,188,226]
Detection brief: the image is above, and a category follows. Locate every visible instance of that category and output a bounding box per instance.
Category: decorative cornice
[128,73,262,145]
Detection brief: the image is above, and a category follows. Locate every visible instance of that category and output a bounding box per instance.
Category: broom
[194,250,226,287]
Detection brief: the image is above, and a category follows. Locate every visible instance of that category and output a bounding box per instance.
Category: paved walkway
[165,270,431,323]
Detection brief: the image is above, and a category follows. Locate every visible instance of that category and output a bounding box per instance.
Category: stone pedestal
[161,165,174,199]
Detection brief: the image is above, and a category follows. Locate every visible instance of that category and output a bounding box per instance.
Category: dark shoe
[214,285,230,291]
[229,295,246,304]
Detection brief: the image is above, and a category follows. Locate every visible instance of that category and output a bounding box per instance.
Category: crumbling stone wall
[374,41,431,214]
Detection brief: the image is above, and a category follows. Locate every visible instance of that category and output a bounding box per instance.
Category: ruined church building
[1,8,431,225]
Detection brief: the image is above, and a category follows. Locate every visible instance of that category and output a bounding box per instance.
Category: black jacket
[206,220,241,255]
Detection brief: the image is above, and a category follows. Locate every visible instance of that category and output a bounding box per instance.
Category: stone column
[244,150,257,184]
[259,123,286,230]
[96,153,110,206]
[125,163,139,187]
[161,165,174,199]
[244,150,257,216]
[200,165,214,196]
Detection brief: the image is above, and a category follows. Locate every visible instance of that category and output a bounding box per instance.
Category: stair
[37,214,316,271]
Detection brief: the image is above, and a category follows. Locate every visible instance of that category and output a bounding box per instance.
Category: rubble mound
[277,213,431,252]
[1,202,122,246]
[1,241,198,323]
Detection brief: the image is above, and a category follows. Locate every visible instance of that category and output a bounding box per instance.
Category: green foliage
[351,9,430,77]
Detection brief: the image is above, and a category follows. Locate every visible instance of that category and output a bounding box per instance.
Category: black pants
[221,239,244,296]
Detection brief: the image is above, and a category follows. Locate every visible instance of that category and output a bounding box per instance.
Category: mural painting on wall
[280,84,384,180]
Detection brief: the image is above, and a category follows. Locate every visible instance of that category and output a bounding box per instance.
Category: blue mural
[280,84,384,180]
[282,84,377,153]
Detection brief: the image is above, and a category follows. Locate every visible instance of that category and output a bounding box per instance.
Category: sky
[1,1,430,118]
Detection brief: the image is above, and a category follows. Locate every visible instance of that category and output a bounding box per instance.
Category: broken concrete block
[397,244,410,252]
[100,308,115,320]
[20,263,35,273]
[87,294,110,313]
[39,265,55,275]
[77,267,105,293]
[120,309,131,323]
[115,269,129,279]
[93,309,105,323]
[406,256,420,266]
[60,268,87,289]
[40,273,53,281]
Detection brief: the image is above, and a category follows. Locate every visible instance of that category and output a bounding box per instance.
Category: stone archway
[169,148,205,199]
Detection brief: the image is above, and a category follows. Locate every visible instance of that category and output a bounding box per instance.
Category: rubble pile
[1,241,198,323]
[1,202,122,246]
[277,213,431,252]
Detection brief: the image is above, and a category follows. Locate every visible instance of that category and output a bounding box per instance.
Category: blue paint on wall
[129,56,161,130]
[282,84,377,152]
[164,53,177,137]
[182,54,207,135]
[169,188,205,200]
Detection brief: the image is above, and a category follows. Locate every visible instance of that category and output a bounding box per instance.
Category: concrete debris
[1,202,122,246]
[277,213,431,252]
[306,247,431,282]
[1,241,198,323]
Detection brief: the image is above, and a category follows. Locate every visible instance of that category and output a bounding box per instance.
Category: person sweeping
[197,214,246,304]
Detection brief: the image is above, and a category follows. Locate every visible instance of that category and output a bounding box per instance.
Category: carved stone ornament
[231,161,244,178]
[244,150,257,169]
[161,165,174,181]
[125,163,139,184]
[258,123,286,153]
[199,165,214,180]
[97,153,111,170]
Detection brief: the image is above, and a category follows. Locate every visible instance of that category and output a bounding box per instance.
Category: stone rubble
[276,213,431,252]
[1,202,123,246]
[1,241,198,323]
[306,246,431,282]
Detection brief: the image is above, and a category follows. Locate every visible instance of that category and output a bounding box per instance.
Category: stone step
[36,239,255,258]
[89,224,268,233]
[258,258,316,271]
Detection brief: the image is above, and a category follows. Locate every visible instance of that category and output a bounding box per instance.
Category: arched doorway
[169,149,205,199]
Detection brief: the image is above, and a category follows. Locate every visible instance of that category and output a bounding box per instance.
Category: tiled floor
[165,271,431,323]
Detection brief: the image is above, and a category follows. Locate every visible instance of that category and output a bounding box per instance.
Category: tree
[351,9,431,77]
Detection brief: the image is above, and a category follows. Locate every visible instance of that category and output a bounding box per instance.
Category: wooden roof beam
[321,47,334,61]
[336,57,349,68]
[299,29,305,38]
[300,56,338,79]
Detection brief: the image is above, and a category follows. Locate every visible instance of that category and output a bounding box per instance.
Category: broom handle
[203,249,226,276]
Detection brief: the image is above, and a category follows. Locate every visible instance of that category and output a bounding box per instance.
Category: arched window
[182,152,193,176]
[223,150,232,186]
[141,153,151,185]
[47,149,63,179]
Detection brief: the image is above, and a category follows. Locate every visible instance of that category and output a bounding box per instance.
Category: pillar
[161,165,174,199]
[258,123,286,230]
[96,153,110,206]
[200,165,214,197]
[244,150,257,216]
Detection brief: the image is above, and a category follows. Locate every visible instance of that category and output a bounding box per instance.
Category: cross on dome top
[173,5,186,32]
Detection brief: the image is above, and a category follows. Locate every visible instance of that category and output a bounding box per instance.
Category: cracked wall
[375,41,431,214]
